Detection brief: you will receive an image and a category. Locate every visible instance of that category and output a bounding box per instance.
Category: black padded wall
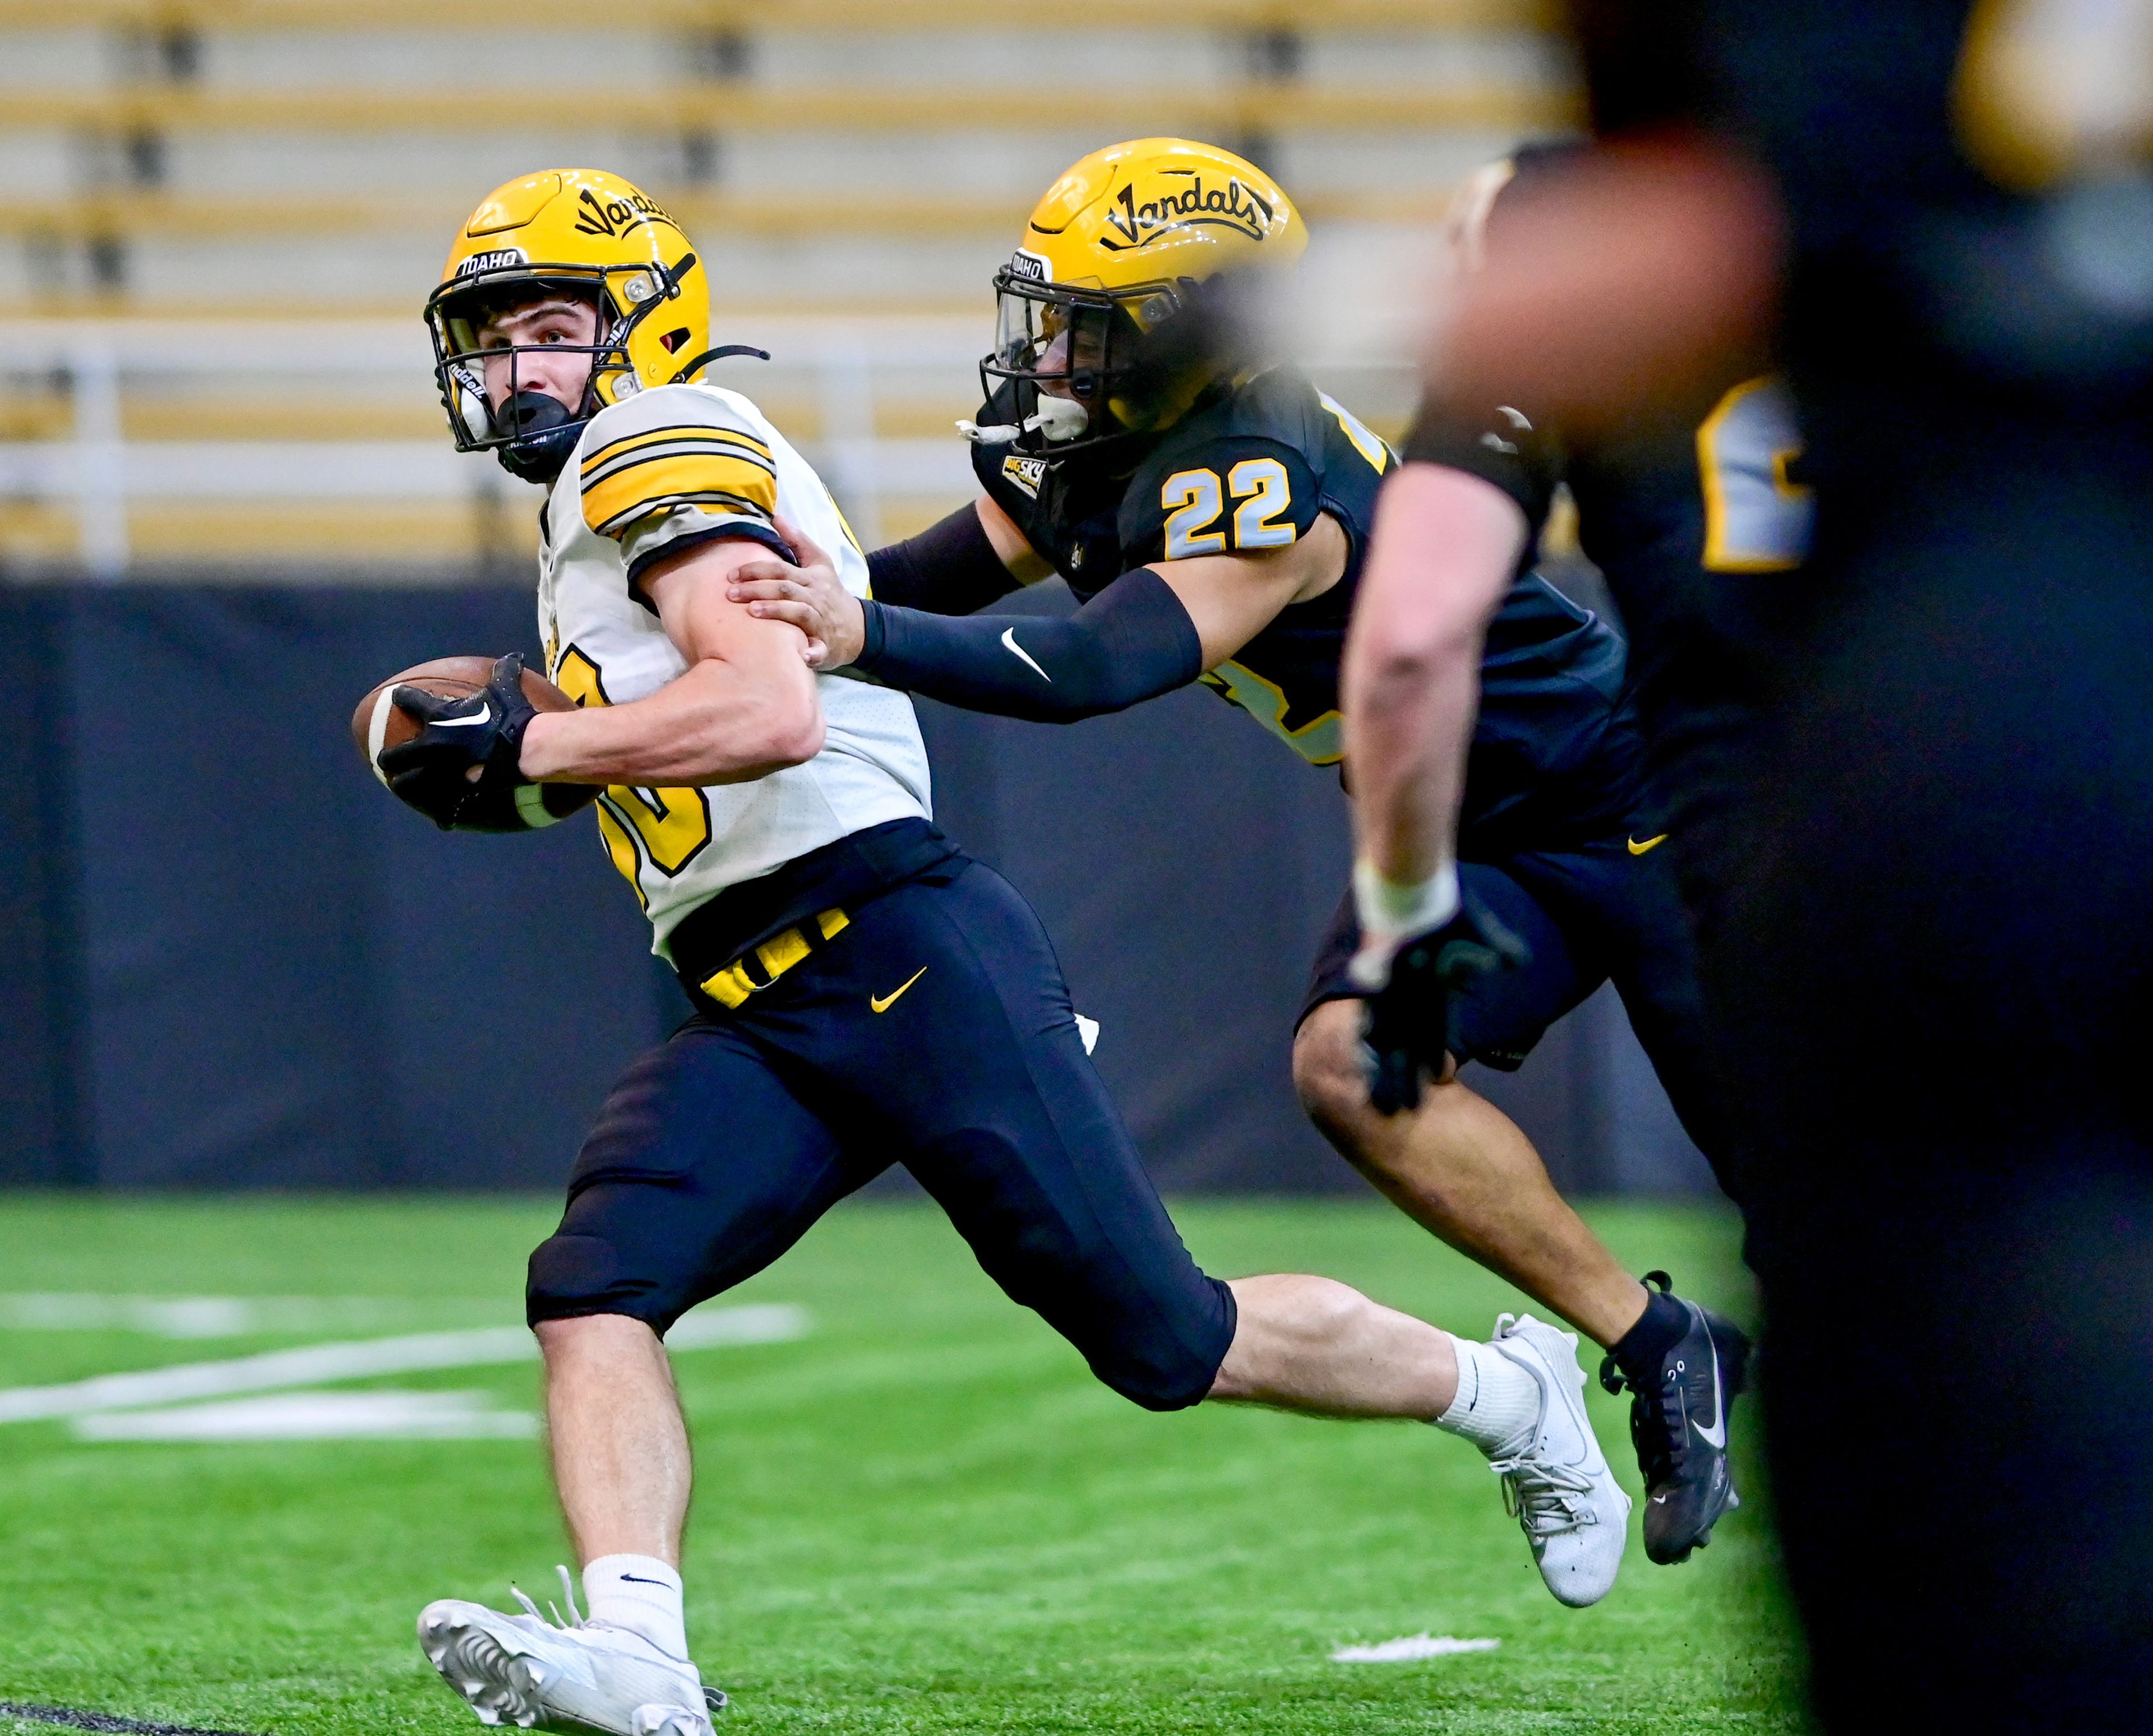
[0,580,1714,1196]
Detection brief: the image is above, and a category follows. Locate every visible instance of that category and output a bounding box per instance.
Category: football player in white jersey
[387,169,1632,1736]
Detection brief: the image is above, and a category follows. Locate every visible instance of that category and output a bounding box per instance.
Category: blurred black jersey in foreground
[1556,7,2153,1734]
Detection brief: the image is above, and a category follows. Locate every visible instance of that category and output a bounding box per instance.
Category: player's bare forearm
[520,538,826,785]
[1152,511,1347,667]
[519,654,822,785]
[1342,465,1526,885]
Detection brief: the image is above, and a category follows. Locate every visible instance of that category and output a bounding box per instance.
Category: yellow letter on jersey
[549,642,715,899]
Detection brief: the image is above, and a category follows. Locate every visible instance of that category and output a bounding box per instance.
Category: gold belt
[697,907,851,1009]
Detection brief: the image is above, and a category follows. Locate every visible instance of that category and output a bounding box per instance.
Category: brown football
[352,655,600,832]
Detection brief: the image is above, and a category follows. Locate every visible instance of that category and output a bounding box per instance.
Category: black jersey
[1566,379,1810,835]
[973,365,1640,856]
[1405,372,1811,845]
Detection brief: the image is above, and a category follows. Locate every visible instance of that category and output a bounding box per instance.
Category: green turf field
[0,1196,1800,1736]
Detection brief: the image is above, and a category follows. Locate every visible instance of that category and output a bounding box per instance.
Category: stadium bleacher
[0,0,1578,572]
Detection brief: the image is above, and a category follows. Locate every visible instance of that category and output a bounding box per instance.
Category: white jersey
[537,381,932,960]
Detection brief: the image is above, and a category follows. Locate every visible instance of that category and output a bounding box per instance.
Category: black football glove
[375,652,539,831]
[1360,894,1531,1116]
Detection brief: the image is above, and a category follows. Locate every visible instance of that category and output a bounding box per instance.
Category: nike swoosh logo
[1691,1318,1727,1449]
[618,1574,671,1586]
[1000,628,1051,682]
[1627,833,1668,855]
[1651,1493,1669,1504]
[421,703,491,729]
[870,966,927,1013]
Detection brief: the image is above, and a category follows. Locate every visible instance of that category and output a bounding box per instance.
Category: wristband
[1349,860,1461,990]
[1353,858,1462,946]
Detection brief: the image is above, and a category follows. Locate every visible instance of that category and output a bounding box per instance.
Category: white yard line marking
[1330,1635,1501,1663]
[72,1390,538,1442]
[0,1302,810,1424]
[0,1294,501,1338]
[665,1304,811,1350]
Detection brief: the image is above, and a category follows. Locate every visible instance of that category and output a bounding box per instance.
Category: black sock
[1610,1279,1690,1388]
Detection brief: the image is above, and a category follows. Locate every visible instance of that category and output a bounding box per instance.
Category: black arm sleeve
[855,568,1203,724]
[866,503,1023,615]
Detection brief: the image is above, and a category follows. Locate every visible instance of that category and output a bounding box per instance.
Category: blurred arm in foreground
[1343,140,1783,988]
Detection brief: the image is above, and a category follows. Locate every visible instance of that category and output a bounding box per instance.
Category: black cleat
[1600,1272,1750,1564]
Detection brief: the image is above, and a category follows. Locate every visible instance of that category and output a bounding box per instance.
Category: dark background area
[0,579,1715,1197]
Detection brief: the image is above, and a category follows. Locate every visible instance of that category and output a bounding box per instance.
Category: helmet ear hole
[455,379,493,443]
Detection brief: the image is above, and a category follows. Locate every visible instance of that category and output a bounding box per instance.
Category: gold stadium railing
[0,185,1462,246]
[0,84,1575,138]
[0,0,1558,31]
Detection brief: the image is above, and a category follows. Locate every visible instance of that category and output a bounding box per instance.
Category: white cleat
[418,1568,726,1736]
[1486,1313,1632,1608]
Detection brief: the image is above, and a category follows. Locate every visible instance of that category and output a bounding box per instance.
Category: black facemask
[495,389,583,484]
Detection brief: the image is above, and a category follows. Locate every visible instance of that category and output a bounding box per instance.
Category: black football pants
[527,854,1236,1412]
[1707,448,2153,1734]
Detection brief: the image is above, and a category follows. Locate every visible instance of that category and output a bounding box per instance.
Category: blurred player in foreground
[1338,137,1791,1578]
[726,137,1749,1566]
[386,167,1637,1736]
[1354,0,2153,1725]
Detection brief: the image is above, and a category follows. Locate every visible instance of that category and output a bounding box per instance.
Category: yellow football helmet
[426,169,731,480]
[971,138,1306,459]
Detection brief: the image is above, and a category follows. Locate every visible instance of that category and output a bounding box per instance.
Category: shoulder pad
[577,382,770,462]
[578,383,780,541]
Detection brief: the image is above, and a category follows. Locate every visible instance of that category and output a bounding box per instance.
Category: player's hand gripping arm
[728,495,1051,666]
[518,538,825,786]
[728,504,1346,723]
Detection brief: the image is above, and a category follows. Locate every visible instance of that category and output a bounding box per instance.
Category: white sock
[1432,1335,1542,1459]
[582,1554,689,1662]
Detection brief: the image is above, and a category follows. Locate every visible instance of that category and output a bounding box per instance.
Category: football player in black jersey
[1345,145,1792,1568]
[726,137,1749,1566]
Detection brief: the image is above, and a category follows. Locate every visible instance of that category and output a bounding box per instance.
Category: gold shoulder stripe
[582,437,776,493]
[583,420,773,473]
[581,447,783,535]
[593,491,775,539]
[583,452,780,539]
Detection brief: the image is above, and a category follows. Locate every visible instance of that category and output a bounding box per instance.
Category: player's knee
[1230,1271,1365,1340]
[1209,1275,1376,1404]
[1095,1354,1216,1412]
[532,1309,662,1361]
[526,1229,684,1337]
[1293,1003,1373,1133]
[1073,1280,1236,1413]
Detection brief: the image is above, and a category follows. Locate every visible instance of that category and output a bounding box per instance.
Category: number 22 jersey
[972,364,1642,857]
